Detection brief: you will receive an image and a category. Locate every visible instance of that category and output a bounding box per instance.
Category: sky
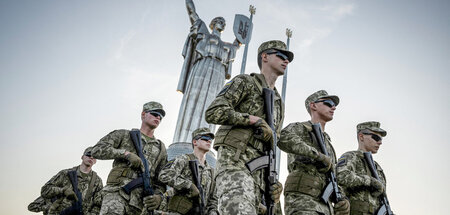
[1,0,449,214]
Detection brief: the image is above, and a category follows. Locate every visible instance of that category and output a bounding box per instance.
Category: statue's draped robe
[174,19,238,143]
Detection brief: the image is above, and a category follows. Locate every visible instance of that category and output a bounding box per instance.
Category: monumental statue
[173,0,243,145]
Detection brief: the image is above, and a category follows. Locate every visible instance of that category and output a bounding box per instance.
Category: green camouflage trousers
[100,191,141,215]
[284,192,333,215]
[216,170,258,215]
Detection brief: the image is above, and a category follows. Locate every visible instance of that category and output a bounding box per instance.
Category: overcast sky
[1,0,449,214]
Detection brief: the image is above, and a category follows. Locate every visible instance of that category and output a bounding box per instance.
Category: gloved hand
[316,153,333,173]
[125,153,144,170]
[189,183,200,198]
[253,119,273,144]
[63,187,78,201]
[270,181,283,203]
[143,194,162,211]
[258,203,267,215]
[370,178,385,197]
[334,198,350,215]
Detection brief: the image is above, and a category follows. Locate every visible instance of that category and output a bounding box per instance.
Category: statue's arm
[186,0,200,25]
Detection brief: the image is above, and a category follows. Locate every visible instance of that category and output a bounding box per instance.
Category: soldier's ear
[141,111,146,121]
[309,102,316,112]
[358,133,364,142]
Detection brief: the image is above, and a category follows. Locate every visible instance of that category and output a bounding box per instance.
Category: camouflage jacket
[205,73,284,187]
[40,166,103,215]
[159,154,218,214]
[91,129,167,209]
[278,121,338,193]
[337,150,387,211]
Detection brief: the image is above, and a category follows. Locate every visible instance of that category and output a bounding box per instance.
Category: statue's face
[210,17,226,32]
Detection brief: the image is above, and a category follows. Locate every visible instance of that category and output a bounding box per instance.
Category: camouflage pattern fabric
[92,129,167,214]
[336,151,387,214]
[356,121,387,137]
[278,121,337,215]
[216,170,257,215]
[205,73,284,215]
[304,90,339,115]
[40,166,103,215]
[159,154,218,215]
[257,40,293,62]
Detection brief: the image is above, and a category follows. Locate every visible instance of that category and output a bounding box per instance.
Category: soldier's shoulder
[283,121,309,132]
[231,74,256,85]
[338,151,359,167]
[105,129,130,137]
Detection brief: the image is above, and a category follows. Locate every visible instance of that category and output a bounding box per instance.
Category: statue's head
[210,16,226,32]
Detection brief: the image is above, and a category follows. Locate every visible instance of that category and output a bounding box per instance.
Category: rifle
[245,88,278,215]
[363,152,394,215]
[311,123,344,204]
[189,160,205,215]
[122,129,154,214]
[60,170,83,215]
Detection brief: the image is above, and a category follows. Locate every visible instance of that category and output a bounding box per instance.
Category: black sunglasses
[266,51,289,61]
[314,99,336,108]
[362,132,382,142]
[196,135,213,141]
[84,152,93,158]
[147,111,163,119]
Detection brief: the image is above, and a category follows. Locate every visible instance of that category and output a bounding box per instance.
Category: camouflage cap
[192,127,215,140]
[258,40,294,62]
[357,121,387,137]
[143,101,165,117]
[305,90,340,114]
[83,146,93,157]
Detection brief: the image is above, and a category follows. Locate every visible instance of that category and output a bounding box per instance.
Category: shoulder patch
[337,157,347,167]
[164,159,175,168]
[217,80,233,96]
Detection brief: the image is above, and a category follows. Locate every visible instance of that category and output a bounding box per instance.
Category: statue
[173,0,241,144]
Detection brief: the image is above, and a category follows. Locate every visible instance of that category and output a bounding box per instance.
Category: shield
[233,14,253,45]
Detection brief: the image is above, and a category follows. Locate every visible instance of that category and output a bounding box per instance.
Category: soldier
[205,40,293,215]
[158,127,218,215]
[337,122,390,215]
[278,90,350,215]
[92,101,168,215]
[33,147,103,215]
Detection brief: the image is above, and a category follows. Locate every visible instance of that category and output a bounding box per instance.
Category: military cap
[192,127,215,140]
[143,101,165,117]
[305,90,340,114]
[83,146,93,157]
[357,121,387,137]
[258,40,294,62]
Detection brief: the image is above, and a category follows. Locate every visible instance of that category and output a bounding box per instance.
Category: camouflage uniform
[337,122,388,215]
[40,165,103,215]
[278,90,341,215]
[279,121,338,215]
[158,127,218,215]
[206,58,286,215]
[159,154,217,215]
[92,102,168,215]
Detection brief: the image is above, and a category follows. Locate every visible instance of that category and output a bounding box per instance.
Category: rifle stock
[311,123,343,204]
[363,152,394,215]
